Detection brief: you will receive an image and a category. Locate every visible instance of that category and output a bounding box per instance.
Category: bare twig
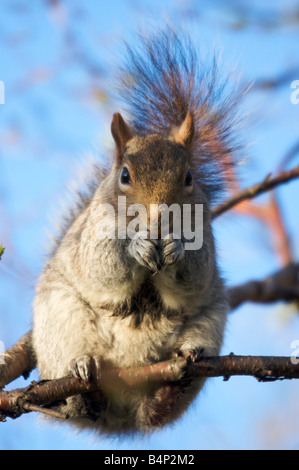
[23,403,68,420]
[190,355,299,381]
[0,331,36,388]
[229,262,299,310]
[212,165,299,218]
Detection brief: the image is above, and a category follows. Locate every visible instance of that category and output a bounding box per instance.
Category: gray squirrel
[33,28,240,435]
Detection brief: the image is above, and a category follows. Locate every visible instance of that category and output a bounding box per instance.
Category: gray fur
[33,29,231,436]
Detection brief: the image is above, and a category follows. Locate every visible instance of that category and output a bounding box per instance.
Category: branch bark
[0,331,36,389]
[1,354,299,421]
[228,262,299,310]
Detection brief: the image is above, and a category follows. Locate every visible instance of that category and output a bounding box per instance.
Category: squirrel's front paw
[161,234,184,267]
[69,355,101,383]
[171,347,205,363]
[128,231,162,274]
[69,355,92,382]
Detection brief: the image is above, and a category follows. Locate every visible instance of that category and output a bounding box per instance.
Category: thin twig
[189,355,299,382]
[0,331,36,388]
[212,165,299,218]
[229,262,299,310]
[23,403,68,420]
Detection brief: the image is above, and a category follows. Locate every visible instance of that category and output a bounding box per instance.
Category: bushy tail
[118,26,244,201]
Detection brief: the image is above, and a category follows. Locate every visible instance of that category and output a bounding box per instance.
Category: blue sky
[0,0,299,450]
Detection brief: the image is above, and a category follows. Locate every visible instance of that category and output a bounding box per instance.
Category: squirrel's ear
[171,111,194,148]
[111,113,135,166]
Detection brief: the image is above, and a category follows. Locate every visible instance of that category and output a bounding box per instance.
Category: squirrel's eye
[120,167,131,185]
[185,170,193,187]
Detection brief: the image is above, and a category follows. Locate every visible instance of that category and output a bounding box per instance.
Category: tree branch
[1,354,299,421]
[212,165,299,218]
[229,262,299,310]
[0,331,36,389]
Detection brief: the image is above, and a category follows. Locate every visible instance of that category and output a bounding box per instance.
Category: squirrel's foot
[69,355,93,382]
[128,231,162,274]
[161,234,184,267]
[69,355,101,383]
[171,346,205,364]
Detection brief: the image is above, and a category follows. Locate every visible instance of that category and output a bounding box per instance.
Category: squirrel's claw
[128,232,162,273]
[171,347,205,364]
[69,355,93,383]
[162,237,184,267]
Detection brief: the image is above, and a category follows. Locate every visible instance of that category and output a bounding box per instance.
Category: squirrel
[33,27,240,435]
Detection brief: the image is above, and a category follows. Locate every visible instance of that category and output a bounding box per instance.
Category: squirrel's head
[110,111,207,236]
[110,112,201,208]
